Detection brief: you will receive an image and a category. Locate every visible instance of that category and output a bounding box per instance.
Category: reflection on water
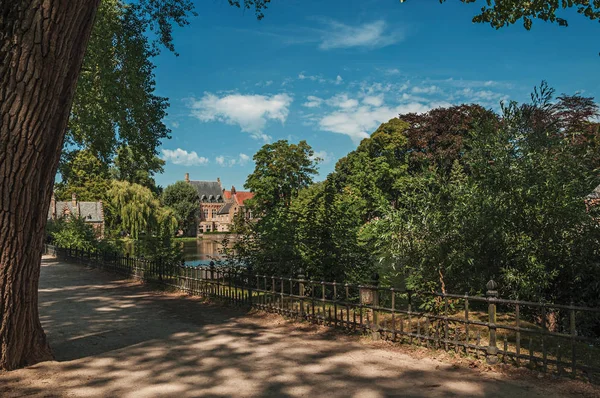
[181,238,233,266]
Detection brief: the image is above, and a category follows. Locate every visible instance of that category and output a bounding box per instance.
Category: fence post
[298,268,305,319]
[247,264,253,307]
[486,279,499,365]
[210,262,216,296]
[371,273,380,341]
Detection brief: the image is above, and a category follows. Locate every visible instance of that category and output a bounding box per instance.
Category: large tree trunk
[0,0,100,370]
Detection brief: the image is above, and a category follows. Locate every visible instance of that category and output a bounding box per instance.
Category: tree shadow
[0,257,595,398]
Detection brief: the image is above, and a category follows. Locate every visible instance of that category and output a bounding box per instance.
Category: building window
[203,209,208,220]
[212,209,216,219]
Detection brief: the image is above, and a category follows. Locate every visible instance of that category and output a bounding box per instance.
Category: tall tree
[0,0,270,371]
[245,140,320,211]
[111,145,165,194]
[55,149,112,201]
[108,180,176,239]
[230,140,320,275]
[161,181,199,235]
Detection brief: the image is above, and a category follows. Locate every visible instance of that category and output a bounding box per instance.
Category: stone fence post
[371,273,380,341]
[298,268,305,318]
[486,279,499,365]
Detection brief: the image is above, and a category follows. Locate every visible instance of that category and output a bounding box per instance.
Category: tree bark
[0,0,100,370]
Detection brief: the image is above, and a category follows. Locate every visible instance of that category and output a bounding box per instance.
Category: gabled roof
[48,201,103,222]
[79,202,104,222]
[189,181,224,203]
[234,191,254,206]
[218,202,233,215]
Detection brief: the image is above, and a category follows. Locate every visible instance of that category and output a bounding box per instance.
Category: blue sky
[152,0,600,190]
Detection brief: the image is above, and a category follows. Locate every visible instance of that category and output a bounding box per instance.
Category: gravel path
[0,256,597,397]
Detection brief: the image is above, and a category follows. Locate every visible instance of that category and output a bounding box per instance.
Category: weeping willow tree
[108,180,177,239]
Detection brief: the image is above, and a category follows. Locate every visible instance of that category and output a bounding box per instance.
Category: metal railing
[47,244,600,382]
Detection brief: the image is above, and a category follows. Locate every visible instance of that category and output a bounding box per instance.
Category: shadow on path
[0,257,596,397]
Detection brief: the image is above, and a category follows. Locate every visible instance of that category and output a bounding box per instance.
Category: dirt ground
[1,257,599,397]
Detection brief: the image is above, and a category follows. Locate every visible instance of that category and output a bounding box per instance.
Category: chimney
[231,185,236,195]
[50,192,56,219]
[71,193,78,217]
[185,173,190,183]
[217,177,221,185]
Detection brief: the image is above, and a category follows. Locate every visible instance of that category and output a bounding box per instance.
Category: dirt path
[1,257,598,397]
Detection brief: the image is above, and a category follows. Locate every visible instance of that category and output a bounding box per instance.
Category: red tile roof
[234,191,254,205]
[223,190,232,200]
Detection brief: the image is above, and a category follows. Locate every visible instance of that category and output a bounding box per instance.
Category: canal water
[181,238,232,266]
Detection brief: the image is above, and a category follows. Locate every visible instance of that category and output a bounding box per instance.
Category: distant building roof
[48,201,103,222]
[189,181,224,203]
[234,191,254,205]
[217,202,233,215]
[78,202,104,222]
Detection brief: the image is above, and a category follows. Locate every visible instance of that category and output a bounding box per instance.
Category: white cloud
[412,85,439,94]
[298,72,326,83]
[255,80,273,87]
[238,153,251,165]
[162,149,209,166]
[319,20,403,50]
[363,94,384,107]
[297,72,343,85]
[315,93,449,143]
[303,96,324,108]
[214,153,252,167]
[310,150,333,164]
[435,78,512,89]
[188,93,293,141]
[458,88,508,102]
[326,94,359,109]
[170,121,180,129]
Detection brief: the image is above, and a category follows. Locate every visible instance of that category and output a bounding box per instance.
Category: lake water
[181,238,232,266]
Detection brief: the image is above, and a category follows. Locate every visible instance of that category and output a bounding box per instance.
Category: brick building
[185,174,254,235]
[48,193,105,238]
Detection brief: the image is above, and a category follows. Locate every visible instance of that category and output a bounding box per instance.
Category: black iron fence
[46,244,600,382]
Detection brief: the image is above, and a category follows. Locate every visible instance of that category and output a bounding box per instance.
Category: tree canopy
[245,140,320,211]
[233,83,600,306]
[161,181,199,234]
[401,0,600,30]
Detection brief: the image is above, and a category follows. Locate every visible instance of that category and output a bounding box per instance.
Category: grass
[174,237,201,242]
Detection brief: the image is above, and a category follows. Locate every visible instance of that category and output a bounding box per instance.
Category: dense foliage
[402,0,600,30]
[225,140,321,276]
[46,217,99,252]
[234,84,600,306]
[161,181,200,234]
[107,180,177,240]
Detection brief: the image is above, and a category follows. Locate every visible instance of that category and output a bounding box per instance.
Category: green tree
[363,84,600,304]
[402,0,600,30]
[161,181,199,235]
[55,149,112,201]
[108,180,177,239]
[46,217,98,252]
[111,145,165,194]
[1,0,268,370]
[245,140,320,211]
[229,140,320,275]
